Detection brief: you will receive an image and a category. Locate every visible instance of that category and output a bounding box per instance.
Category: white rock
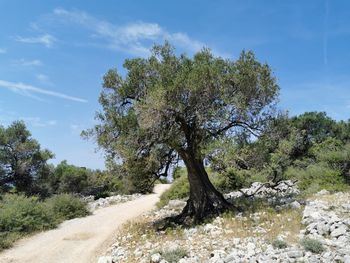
[344,255,350,263]
[287,250,304,258]
[290,201,301,209]
[151,253,162,263]
[97,256,113,263]
[331,224,347,238]
[316,189,330,195]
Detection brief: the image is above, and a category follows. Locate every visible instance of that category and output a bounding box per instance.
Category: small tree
[0,121,53,195]
[84,43,279,223]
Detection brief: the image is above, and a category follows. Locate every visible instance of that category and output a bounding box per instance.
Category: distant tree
[0,121,53,195]
[291,112,338,143]
[84,43,279,223]
[51,160,89,194]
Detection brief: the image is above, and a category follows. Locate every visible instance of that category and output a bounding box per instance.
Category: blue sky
[0,0,349,169]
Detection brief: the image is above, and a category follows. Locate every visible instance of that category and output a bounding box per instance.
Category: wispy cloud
[15,34,56,48]
[0,109,56,128]
[13,58,43,66]
[21,117,57,127]
[0,48,6,54]
[0,80,87,103]
[36,73,53,85]
[51,8,211,56]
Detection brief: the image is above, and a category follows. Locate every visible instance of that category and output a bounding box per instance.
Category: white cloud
[52,8,209,56]
[36,74,52,85]
[0,79,87,103]
[0,48,6,54]
[21,117,57,127]
[15,34,56,48]
[13,58,43,66]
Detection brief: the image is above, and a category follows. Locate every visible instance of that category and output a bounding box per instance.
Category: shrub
[285,164,348,195]
[301,238,324,254]
[162,248,188,263]
[272,239,288,249]
[46,194,90,220]
[157,174,189,207]
[0,193,89,251]
[0,232,21,250]
[0,194,55,233]
[158,166,257,207]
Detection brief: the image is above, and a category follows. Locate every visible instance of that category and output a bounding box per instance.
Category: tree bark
[174,152,232,224]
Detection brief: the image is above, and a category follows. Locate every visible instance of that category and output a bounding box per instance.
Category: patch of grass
[162,248,188,263]
[0,193,89,251]
[0,232,21,250]
[157,175,189,208]
[300,238,324,254]
[272,239,288,249]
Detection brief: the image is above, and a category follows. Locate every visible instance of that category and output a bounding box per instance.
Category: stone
[97,256,113,263]
[344,255,350,263]
[316,189,330,195]
[223,252,237,262]
[167,200,186,209]
[287,250,304,258]
[331,224,347,238]
[290,201,301,209]
[151,253,162,263]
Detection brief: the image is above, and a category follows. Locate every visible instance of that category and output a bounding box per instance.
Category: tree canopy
[0,121,53,195]
[84,43,279,223]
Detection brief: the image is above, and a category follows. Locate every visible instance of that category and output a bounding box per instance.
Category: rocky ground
[98,182,350,263]
[84,194,142,211]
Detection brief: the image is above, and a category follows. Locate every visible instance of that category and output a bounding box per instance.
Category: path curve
[0,184,171,263]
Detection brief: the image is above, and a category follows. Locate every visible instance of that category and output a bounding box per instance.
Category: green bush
[272,239,288,249]
[0,194,56,233]
[0,193,89,251]
[46,194,90,220]
[301,238,324,254]
[162,248,188,263]
[158,174,189,208]
[0,232,21,250]
[286,164,348,195]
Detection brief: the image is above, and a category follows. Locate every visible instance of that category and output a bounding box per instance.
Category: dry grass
[110,203,303,262]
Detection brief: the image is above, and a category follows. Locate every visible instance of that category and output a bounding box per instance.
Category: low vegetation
[0,193,89,250]
[272,239,288,249]
[158,111,350,208]
[300,238,324,254]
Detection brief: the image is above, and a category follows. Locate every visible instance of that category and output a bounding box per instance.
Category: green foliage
[0,232,20,250]
[291,112,338,143]
[50,160,125,196]
[52,161,89,194]
[0,194,55,233]
[272,239,288,249]
[158,167,248,207]
[300,238,324,254]
[0,193,89,250]
[46,194,89,220]
[161,248,188,263]
[285,164,348,194]
[84,42,279,195]
[158,173,189,207]
[209,111,350,195]
[0,121,54,196]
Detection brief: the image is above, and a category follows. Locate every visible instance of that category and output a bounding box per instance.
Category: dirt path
[0,184,171,263]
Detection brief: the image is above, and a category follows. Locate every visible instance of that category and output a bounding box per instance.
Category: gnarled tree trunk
[174,152,232,224]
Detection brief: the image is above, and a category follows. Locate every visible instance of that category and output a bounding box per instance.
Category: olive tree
[0,121,53,195]
[84,43,279,223]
